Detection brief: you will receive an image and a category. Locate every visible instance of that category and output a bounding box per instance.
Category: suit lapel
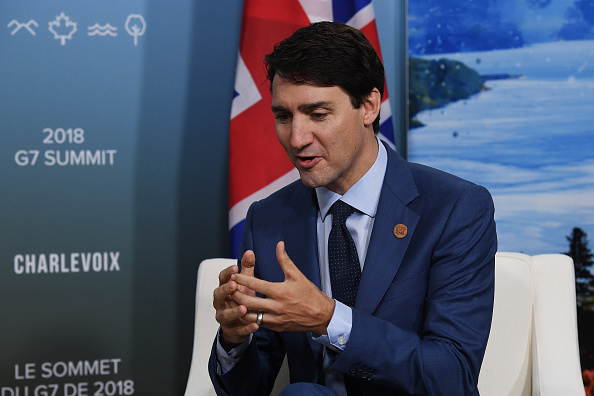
[356,147,420,314]
[281,183,325,372]
[282,184,321,288]
[278,148,422,365]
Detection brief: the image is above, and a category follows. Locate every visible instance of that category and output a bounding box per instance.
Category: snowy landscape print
[407,0,594,255]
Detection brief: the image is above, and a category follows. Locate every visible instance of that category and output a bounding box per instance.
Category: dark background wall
[1,1,406,394]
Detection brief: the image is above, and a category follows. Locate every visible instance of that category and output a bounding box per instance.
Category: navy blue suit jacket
[209,144,497,395]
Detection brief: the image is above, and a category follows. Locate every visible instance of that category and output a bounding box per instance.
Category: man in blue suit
[209,22,497,395]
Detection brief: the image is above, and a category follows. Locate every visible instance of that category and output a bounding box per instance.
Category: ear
[362,88,381,128]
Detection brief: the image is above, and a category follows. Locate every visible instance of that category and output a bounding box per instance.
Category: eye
[311,112,327,120]
[275,113,291,123]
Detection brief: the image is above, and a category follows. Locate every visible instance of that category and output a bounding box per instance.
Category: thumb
[276,241,300,281]
[240,250,256,277]
[239,250,256,296]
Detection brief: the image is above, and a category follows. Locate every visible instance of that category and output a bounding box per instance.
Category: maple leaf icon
[48,12,77,45]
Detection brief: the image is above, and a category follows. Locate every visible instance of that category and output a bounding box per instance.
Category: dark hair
[264,21,385,133]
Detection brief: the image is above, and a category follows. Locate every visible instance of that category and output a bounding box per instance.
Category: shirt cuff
[215,328,252,374]
[312,300,352,351]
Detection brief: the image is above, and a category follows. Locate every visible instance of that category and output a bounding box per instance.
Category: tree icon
[48,12,77,45]
[125,14,146,46]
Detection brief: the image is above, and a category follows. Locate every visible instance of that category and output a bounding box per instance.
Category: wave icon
[87,23,117,36]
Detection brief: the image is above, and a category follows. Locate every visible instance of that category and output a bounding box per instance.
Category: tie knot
[330,200,355,226]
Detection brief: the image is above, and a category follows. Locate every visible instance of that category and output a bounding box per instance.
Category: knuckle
[218,269,226,284]
[275,306,286,316]
[213,286,225,302]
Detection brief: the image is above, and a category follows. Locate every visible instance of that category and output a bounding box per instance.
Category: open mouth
[297,156,319,169]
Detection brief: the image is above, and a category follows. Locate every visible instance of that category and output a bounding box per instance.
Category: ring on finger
[256,311,264,327]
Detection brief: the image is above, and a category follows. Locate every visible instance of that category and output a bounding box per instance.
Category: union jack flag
[229,0,394,258]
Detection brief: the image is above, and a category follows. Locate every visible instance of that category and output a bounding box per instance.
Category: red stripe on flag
[229,0,310,208]
[229,101,294,208]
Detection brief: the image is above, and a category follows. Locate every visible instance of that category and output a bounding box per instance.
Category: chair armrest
[185,259,236,396]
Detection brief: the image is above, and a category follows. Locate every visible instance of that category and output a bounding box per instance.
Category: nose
[290,116,314,150]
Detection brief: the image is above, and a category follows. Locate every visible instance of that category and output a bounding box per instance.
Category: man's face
[271,76,379,195]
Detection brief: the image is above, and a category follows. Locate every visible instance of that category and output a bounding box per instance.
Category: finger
[226,296,239,309]
[213,280,239,310]
[240,250,256,276]
[220,318,260,343]
[234,273,275,296]
[218,264,239,286]
[217,308,260,338]
[221,322,260,338]
[226,283,275,313]
[227,286,258,305]
[230,291,275,313]
[276,241,301,280]
[216,303,247,324]
[239,250,257,297]
[217,305,261,333]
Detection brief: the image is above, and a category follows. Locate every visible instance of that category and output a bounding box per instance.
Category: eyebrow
[271,101,333,113]
[271,105,287,113]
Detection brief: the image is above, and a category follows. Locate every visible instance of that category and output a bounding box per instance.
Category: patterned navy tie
[328,200,361,307]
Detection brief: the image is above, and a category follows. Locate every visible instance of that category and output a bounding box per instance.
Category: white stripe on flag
[298,0,333,23]
[229,168,300,229]
[345,3,375,30]
[379,133,396,151]
[231,53,262,119]
[379,98,395,150]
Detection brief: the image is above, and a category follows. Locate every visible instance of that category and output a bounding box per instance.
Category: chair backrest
[478,253,533,395]
[530,254,583,395]
[478,253,584,396]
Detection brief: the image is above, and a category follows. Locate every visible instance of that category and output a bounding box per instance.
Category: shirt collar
[316,138,388,221]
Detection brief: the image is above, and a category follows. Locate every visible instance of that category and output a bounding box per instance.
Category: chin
[297,166,335,190]
[298,177,317,188]
[297,172,321,189]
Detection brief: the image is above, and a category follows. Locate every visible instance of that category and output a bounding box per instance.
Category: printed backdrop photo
[407,0,594,255]
[407,0,594,386]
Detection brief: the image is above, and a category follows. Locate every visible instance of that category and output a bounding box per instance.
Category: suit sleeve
[330,184,497,395]
[208,202,286,396]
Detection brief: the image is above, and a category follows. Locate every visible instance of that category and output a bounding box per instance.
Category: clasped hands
[214,241,335,348]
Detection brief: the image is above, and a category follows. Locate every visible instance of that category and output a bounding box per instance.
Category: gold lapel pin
[394,224,407,239]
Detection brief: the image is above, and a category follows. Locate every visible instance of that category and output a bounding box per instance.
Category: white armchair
[478,253,584,395]
[185,253,585,395]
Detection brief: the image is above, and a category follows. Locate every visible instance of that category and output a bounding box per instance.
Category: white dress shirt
[313,139,387,394]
